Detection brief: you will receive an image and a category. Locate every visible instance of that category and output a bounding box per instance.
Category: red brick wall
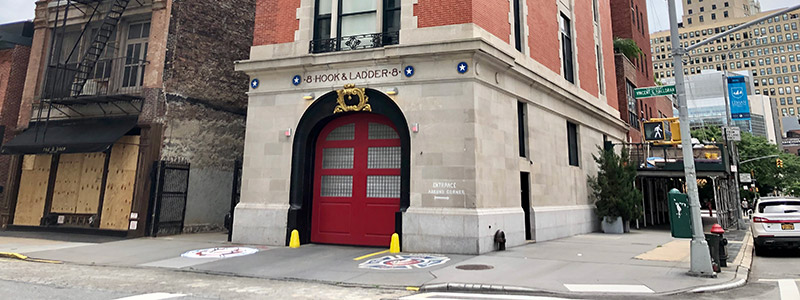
[473,0,510,43]
[0,45,31,220]
[415,0,510,43]
[527,0,560,74]
[609,0,653,88]
[575,1,598,97]
[253,0,300,46]
[414,0,473,28]
[599,0,619,109]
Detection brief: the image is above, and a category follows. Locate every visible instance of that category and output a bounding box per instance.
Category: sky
[0,0,35,24]
[0,0,797,34]
[647,0,799,33]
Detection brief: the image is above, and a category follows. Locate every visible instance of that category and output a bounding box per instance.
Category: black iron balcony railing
[309,31,399,54]
[41,56,148,102]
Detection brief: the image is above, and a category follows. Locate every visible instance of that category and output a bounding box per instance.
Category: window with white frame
[311,0,400,53]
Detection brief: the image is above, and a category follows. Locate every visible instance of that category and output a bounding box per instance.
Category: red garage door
[311,113,401,246]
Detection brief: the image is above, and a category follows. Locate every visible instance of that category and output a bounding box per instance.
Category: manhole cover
[455,264,494,270]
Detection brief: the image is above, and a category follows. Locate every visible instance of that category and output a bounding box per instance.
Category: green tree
[613,38,643,62]
[588,146,643,222]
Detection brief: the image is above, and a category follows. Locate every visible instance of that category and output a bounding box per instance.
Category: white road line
[401,292,577,299]
[758,279,800,300]
[563,284,654,293]
[778,280,800,300]
[112,293,186,300]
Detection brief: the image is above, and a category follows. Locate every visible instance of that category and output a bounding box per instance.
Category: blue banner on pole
[727,76,750,120]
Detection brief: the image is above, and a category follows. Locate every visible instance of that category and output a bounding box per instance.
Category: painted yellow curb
[0,252,61,264]
[353,249,389,261]
[0,252,28,260]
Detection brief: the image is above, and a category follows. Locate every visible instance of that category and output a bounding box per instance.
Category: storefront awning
[1,116,139,155]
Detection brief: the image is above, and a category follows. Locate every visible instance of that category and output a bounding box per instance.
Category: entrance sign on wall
[428,182,466,200]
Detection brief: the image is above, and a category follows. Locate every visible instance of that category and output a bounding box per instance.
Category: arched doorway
[286,86,410,247]
[311,113,401,246]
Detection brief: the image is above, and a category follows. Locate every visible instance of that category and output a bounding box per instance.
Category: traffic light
[776,158,784,168]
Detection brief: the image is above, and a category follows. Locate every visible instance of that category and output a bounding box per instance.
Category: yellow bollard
[389,233,400,253]
[289,229,300,248]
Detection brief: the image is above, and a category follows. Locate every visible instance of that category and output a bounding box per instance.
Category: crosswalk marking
[112,293,186,300]
[778,280,800,300]
[758,279,800,300]
[563,284,654,293]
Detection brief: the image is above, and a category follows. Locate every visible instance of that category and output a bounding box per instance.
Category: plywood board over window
[77,153,106,214]
[13,155,52,226]
[51,154,84,213]
[100,136,140,230]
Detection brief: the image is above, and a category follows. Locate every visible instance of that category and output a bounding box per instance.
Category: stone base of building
[231,203,288,245]
[531,205,599,242]
[402,207,526,255]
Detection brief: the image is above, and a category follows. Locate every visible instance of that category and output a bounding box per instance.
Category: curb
[0,251,62,264]
[420,231,755,297]
[689,230,753,293]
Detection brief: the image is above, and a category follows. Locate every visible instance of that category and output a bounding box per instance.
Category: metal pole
[667,0,715,277]
[721,65,745,229]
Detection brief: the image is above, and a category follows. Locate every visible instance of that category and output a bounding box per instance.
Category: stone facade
[235,0,627,254]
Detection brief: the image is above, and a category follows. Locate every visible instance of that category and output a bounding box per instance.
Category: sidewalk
[0,221,752,297]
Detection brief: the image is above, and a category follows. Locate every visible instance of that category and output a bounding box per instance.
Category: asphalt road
[0,258,411,300]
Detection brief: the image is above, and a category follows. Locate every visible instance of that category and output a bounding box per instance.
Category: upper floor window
[560,13,575,84]
[311,0,400,53]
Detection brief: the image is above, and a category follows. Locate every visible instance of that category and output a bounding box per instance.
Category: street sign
[725,126,741,141]
[739,173,752,183]
[643,121,670,141]
[634,85,676,99]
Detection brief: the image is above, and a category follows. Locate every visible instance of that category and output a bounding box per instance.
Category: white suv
[750,197,800,256]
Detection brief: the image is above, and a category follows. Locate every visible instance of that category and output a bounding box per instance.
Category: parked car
[750,197,800,256]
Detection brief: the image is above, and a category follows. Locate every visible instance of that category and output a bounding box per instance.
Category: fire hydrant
[705,223,728,271]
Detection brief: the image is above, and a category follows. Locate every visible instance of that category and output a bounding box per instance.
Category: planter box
[601,216,624,234]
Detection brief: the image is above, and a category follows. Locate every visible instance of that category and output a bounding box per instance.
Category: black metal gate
[148,161,190,237]
[226,160,242,241]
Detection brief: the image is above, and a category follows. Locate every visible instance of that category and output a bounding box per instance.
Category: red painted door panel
[311,113,401,246]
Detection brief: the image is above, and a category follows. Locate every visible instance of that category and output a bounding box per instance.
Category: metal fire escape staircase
[70,0,130,96]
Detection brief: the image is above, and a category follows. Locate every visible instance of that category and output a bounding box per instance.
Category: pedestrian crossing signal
[643,121,671,141]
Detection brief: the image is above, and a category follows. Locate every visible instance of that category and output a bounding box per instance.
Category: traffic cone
[389,233,400,253]
[289,229,300,248]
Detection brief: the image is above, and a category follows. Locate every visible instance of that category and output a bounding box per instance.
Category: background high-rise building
[651,8,800,132]
[682,0,761,26]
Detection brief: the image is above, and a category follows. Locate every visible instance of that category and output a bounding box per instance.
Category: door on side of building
[311,113,401,246]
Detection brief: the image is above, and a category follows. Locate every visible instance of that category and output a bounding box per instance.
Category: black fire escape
[35,0,143,139]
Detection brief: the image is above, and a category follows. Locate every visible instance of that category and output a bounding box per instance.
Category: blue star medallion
[250,78,259,89]
[457,62,468,74]
[404,66,415,77]
[292,75,302,86]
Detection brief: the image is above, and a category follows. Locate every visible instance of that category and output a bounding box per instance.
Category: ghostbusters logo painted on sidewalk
[181,247,259,259]
[359,254,450,270]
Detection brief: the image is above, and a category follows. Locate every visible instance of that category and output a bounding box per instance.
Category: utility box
[667,189,693,238]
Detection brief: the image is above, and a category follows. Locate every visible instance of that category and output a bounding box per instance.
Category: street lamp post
[667,0,715,277]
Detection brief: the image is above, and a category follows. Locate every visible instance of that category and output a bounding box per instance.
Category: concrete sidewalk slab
[189,244,472,287]
[0,236,94,253]
[0,227,753,297]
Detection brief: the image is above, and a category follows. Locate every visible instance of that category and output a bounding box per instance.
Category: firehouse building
[233,0,628,254]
